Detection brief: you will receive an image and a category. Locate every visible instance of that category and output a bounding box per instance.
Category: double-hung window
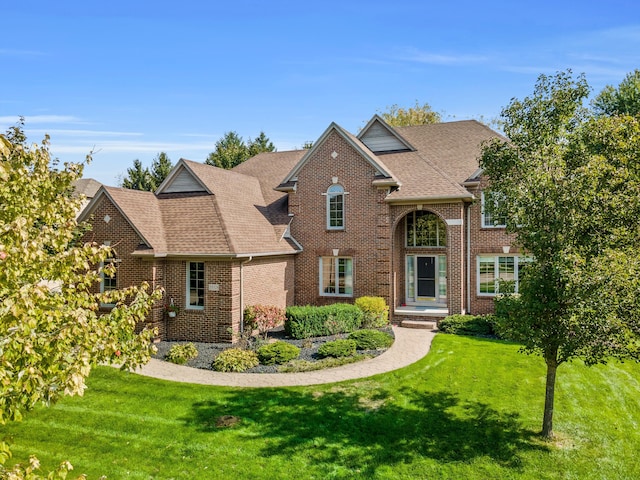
[320,256,353,297]
[187,262,205,309]
[477,255,530,295]
[326,184,345,230]
[481,191,507,228]
[100,255,118,306]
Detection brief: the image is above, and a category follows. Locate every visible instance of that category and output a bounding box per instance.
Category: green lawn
[3,335,640,479]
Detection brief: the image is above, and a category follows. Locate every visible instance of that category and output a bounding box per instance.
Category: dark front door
[417,256,436,298]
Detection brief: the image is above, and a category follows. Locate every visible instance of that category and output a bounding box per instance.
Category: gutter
[385,194,474,204]
[239,256,253,334]
[131,249,301,259]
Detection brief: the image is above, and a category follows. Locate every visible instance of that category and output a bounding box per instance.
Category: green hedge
[284,304,363,339]
[355,296,389,328]
[438,314,495,337]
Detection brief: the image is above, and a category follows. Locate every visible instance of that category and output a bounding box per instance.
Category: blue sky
[2,0,639,185]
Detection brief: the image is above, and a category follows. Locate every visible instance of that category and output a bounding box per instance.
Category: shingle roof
[100,187,167,253]
[82,160,300,258]
[72,178,102,198]
[369,120,503,202]
[394,120,504,184]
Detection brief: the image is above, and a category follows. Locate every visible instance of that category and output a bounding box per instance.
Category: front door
[406,255,446,305]
[417,256,436,299]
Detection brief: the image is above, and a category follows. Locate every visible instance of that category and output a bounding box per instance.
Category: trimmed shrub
[285,304,363,339]
[257,341,300,365]
[438,314,494,337]
[355,296,390,328]
[244,304,286,339]
[165,343,198,365]
[212,348,259,372]
[317,339,357,358]
[348,329,394,350]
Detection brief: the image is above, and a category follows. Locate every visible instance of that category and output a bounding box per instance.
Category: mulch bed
[153,326,394,373]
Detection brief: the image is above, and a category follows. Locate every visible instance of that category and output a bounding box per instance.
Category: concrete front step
[400,319,438,330]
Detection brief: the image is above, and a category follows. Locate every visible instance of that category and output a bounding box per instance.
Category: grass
[2,334,640,479]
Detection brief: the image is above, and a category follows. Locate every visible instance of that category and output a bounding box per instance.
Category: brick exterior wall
[85,196,296,343]
[243,256,295,308]
[85,137,517,341]
[286,131,517,322]
[466,181,518,315]
[82,199,163,334]
[289,131,389,307]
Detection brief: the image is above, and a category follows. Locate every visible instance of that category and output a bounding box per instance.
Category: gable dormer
[358,115,415,154]
[155,159,209,194]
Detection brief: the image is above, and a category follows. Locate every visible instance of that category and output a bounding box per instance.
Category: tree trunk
[542,347,559,439]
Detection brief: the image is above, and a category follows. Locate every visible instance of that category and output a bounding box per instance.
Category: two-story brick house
[79,115,521,342]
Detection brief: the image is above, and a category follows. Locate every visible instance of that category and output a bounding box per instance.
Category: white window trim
[324,184,347,231]
[186,261,205,310]
[481,191,507,229]
[319,256,354,297]
[477,255,528,296]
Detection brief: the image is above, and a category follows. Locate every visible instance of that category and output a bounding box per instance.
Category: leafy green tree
[0,124,161,476]
[247,131,276,157]
[480,71,640,439]
[206,131,249,169]
[592,69,640,117]
[206,131,276,169]
[120,153,173,191]
[121,158,154,191]
[150,152,173,188]
[379,100,441,126]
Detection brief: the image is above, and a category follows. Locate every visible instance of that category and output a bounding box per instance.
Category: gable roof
[276,117,501,203]
[79,160,300,258]
[358,115,415,153]
[78,186,167,252]
[277,122,400,189]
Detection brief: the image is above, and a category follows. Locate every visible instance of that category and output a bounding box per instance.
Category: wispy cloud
[0,115,85,124]
[29,129,143,138]
[398,48,489,66]
[52,140,214,155]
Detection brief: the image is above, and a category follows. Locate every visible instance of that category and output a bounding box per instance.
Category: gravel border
[152,326,394,373]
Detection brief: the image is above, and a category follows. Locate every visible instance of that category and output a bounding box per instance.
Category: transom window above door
[406,211,447,247]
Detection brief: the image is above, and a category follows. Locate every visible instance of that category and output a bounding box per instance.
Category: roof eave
[385,193,475,204]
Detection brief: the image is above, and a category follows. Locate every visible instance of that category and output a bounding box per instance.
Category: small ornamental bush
[244,304,286,339]
[317,339,357,358]
[212,348,259,372]
[257,341,300,365]
[285,304,363,339]
[348,329,394,350]
[165,343,198,365]
[355,296,390,328]
[438,314,494,337]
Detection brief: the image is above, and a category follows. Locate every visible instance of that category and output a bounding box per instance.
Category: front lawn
[2,335,640,479]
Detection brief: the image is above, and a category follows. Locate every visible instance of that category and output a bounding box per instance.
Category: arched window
[326,184,345,230]
[406,211,446,247]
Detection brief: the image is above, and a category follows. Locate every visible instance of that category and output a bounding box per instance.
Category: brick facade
[82,118,513,341]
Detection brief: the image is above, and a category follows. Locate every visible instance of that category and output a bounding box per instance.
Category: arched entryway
[400,210,448,308]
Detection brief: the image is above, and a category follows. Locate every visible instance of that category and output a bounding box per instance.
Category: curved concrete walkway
[133,326,437,387]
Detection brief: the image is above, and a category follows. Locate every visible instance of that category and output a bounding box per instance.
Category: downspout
[465,203,471,315]
[239,256,253,334]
